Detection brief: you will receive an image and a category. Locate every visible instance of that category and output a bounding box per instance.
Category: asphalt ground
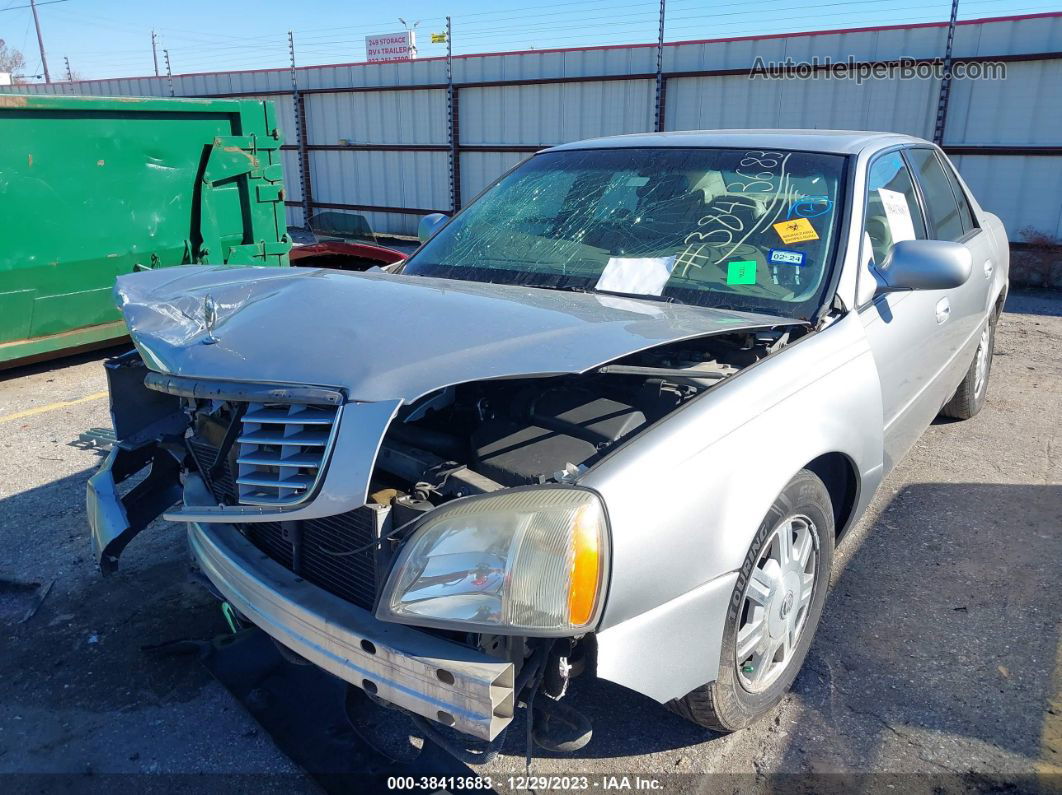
[0,290,1059,793]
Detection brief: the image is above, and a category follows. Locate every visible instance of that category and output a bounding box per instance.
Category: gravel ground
[0,291,1059,791]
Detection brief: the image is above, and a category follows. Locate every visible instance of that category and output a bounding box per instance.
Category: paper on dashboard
[595,255,677,296]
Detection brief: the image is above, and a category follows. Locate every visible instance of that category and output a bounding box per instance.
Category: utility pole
[29,0,51,84]
[151,31,160,77]
[933,0,960,145]
[446,16,456,212]
[163,48,174,96]
[289,31,312,226]
[653,0,666,131]
[64,55,71,81]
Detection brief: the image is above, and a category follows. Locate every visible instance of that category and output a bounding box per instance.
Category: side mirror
[876,239,972,294]
[418,212,449,244]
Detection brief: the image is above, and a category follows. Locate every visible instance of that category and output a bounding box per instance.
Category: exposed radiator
[240,508,385,611]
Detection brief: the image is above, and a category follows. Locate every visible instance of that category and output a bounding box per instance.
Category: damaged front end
[88,265,807,751]
[86,350,186,573]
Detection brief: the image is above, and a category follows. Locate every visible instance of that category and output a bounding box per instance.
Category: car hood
[116,265,799,403]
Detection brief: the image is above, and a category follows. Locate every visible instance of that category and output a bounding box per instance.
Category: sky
[2,0,1060,82]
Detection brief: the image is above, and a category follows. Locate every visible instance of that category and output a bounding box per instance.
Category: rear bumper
[188,520,516,741]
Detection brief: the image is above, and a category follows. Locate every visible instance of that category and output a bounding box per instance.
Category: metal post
[933,0,960,145]
[63,55,71,81]
[163,49,174,96]
[29,0,51,84]
[152,31,160,78]
[653,0,666,132]
[289,31,313,227]
[446,16,458,212]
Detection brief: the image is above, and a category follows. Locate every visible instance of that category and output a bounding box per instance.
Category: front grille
[187,401,338,507]
[185,398,379,610]
[236,403,339,505]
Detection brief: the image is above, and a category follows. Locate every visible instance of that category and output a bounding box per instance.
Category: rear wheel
[941,317,995,420]
[668,470,834,732]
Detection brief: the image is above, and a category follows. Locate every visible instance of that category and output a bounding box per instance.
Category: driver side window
[864,151,927,266]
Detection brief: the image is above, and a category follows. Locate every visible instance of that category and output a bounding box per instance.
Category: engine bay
[370,326,800,500]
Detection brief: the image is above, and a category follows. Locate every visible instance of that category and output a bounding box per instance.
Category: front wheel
[668,470,834,732]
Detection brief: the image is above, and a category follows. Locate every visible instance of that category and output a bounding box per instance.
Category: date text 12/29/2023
[386,776,665,791]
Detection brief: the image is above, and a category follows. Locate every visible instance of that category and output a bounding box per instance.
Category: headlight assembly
[376,488,608,635]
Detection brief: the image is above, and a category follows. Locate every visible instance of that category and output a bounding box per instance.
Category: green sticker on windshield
[726,260,757,285]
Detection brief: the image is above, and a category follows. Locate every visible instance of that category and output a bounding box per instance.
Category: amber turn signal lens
[568,503,602,627]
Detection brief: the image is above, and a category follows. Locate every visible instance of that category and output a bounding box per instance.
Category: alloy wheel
[735,515,818,693]
[974,324,991,397]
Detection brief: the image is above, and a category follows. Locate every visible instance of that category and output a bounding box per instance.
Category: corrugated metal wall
[460,81,656,145]
[5,13,1061,241]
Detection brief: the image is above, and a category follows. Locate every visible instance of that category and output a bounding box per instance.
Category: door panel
[858,150,949,471]
[862,290,954,471]
[906,148,993,395]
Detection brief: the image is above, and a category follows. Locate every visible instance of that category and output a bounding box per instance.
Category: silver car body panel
[94,129,1008,713]
[585,311,885,698]
[854,145,1008,471]
[546,128,916,156]
[115,266,796,403]
[189,518,516,740]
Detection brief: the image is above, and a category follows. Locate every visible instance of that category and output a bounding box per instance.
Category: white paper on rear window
[877,188,916,243]
[595,255,677,296]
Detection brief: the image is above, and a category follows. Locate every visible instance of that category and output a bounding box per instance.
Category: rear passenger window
[906,148,966,242]
[864,152,926,266]
[938,153,978,233]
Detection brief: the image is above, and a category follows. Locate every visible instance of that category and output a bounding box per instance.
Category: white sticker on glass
[877,187,916,243]
[595,255,677,296]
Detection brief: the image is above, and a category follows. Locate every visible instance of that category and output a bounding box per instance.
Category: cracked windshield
[403,147,847,318]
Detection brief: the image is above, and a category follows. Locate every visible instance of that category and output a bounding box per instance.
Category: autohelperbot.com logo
[749,55,1007,84]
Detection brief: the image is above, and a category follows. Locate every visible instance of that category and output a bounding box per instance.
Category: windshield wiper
[549,284,684,305]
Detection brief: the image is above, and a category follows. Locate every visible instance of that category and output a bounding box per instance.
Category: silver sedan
[88,130,1008,752]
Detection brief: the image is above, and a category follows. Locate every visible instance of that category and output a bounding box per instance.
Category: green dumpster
[0,94,292,368]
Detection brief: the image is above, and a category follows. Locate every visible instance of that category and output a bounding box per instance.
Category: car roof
[545,129,926,156]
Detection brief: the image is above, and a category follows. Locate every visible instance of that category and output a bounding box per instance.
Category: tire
[668,469,835,732]
[940,317,996,420]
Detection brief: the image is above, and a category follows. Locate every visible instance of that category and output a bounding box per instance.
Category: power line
[0,0,68,11]
[47,1,1062,81]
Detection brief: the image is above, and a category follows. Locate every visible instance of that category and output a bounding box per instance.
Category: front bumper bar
[188,520,516,741]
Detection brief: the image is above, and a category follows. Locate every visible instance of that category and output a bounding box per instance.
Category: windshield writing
[402,147,846,318]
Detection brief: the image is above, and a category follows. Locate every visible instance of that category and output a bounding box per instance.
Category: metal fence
[6,11,1061,243]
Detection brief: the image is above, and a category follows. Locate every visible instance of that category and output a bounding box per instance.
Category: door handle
[935,297,951,324]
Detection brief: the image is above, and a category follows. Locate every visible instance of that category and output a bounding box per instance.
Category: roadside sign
[365,31,417,62]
